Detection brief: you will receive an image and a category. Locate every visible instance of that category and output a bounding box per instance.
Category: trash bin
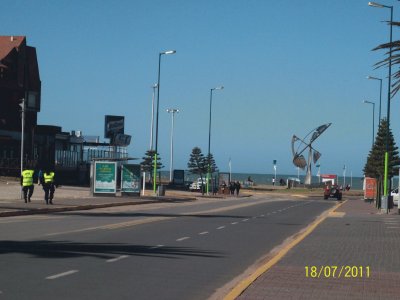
[157,185,166,196]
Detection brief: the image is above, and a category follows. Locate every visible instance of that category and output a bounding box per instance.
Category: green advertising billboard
[94,161,117,193]
[121,164,141,194]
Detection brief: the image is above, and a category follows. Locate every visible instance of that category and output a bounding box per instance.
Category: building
[0,36,41,174]
[0,36,129,184]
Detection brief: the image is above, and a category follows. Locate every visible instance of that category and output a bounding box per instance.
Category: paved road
[0,195,335,299]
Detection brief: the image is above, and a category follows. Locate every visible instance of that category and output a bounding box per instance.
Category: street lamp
[366,76,382,122]
[363,100,375,147]
[149,84,158,150]
[369,1,393,212]
[19,98,25,200]
[153,50,176,194]
[207,86,224,194]
[167,108,179,182]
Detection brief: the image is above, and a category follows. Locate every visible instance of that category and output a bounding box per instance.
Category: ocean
[158,171,387,190]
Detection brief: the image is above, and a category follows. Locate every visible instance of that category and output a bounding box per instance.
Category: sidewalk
[0,182,196,217]
[236,199,400,299]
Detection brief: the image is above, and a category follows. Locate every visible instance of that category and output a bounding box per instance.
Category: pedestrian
[37,169,43,185]
[21,167,35,203]
[229,182,235,195]
[235,181,241,196]
[40,168,57,205]
[272,178,275,186]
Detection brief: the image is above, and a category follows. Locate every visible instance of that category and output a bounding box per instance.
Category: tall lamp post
[363,100,376,147]
[19,98,25,200]
[369,2,393,212]
[366,76,383,122]
[149,84,158,150]
[167,108,179,182]
[153,50,176,194]
[207,86,224,194]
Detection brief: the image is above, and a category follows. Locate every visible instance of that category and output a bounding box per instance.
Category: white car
[189,178,206,191]
[391,188,399,206]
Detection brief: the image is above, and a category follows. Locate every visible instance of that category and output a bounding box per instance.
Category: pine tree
[205,153,218,174]
[140,150,163,183]
[187,147,207,194]
[363,118,399,206]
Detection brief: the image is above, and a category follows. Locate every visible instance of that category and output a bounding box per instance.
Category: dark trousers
[22,185,34,202]
[42,183,55,204]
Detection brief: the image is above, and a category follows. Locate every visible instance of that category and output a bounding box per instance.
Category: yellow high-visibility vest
[44,172,55,183]
[22,170,34,186]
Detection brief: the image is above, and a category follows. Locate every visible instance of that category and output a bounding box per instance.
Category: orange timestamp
[305,266,370,278]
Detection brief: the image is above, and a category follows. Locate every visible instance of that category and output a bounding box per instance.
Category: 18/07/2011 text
[305,266,370,278]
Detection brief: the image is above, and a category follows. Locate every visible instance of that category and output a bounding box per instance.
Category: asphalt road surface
[0,195,335,300]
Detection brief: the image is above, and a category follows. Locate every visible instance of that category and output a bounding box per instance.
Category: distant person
[235,181,241,196]
[40,169,57,205]
[229,182,235,195]
[221,181,227,194]
[37,169,43,185]
[21,167,35,203]
[345,184,351,191]
[272,178,275,186]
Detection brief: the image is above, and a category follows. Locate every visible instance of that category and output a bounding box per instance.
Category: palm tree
[373,22,400,97]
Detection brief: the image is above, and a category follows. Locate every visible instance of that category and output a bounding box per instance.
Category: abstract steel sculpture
[291,123,331,185]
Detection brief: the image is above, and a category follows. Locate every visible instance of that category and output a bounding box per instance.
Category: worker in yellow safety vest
[21,168,35,203]
[40,169,56,205]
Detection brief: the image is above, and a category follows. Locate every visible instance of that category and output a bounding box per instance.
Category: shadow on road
[53,211,250,219]
[0,240,224,260]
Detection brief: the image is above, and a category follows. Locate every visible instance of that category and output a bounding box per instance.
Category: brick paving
[237,199,400,299]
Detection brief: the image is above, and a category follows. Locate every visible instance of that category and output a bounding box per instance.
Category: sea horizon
[157,171,381,190]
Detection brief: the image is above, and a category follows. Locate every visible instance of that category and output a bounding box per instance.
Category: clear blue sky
[3,0,399,176]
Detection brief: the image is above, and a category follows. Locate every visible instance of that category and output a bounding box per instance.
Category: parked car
[324,185,342,200]
[189,178,206,191]
[391,188,399,206]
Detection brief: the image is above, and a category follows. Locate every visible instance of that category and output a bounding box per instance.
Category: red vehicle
[324,184,342,200]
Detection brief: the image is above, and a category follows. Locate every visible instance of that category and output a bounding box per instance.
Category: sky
[2,0,400,177]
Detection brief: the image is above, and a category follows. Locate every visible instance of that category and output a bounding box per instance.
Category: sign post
[93,161,117,195]
[121,164,141,196]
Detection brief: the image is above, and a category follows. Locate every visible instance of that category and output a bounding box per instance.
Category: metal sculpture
[291,123,331,185]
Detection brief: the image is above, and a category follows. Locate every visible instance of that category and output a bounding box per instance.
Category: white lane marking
[242,219,249,222]
[387,226,400,229]
[217,226,225,230]
[231,222,238,225]
[46,270,79,280]
[150,244,164,249]
[272,211,277,214]
[199,231,209,235]
[252,217,257,219]
[260,214,265,217]
[176,237,190,242]
[106,255,129,263]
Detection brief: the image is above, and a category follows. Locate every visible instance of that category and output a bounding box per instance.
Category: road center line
[242,219,249,222]
[46,270,79,280]
[106,255,129,263]
[231,222,238,225]
[199,231,209,235]
[217,226,225,230]
[176,237,190,242]
[150,244,164,249]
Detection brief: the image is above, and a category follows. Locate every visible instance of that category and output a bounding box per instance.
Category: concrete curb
[0,196,197,218]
